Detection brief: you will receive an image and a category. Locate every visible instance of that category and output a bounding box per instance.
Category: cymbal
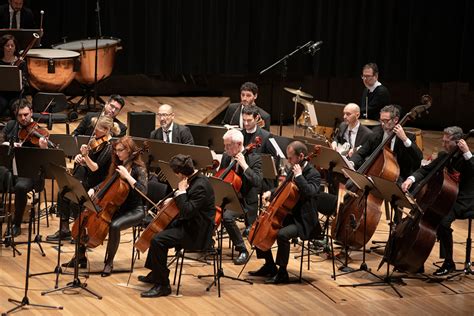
[284,87,313,99]
[292,96,313,108]
[359,119,381,126]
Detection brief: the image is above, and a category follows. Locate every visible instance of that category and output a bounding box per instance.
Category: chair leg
[465,218,472,274]
[176,250,185,296]
[299,240,304,282]
[173,250,181,286]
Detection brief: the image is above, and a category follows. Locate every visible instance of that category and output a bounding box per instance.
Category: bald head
[343,103,360,126]
[158,103,175,130]
[158,104,173,113]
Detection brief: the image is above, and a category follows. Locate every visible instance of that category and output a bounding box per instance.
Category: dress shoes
[140,284,172,298]
[101,263,113,277]
[433,262,456,276]
[138,273,158,284]
[61,257,87,268]
[242,226,251,238]
[233,250,249,265]
[46,229,72,241]
[248,264,278,277]
[265,270,290,284]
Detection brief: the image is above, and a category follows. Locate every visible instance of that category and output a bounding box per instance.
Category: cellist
[139,154,216,298]
[62,136,148,277]
[402,126,474,276]
[249,141,320,284]
[220,128,262,265]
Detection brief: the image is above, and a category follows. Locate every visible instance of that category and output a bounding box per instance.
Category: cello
[382,130,474,273]
[71,145,147,248]
[248,145,320,251]
[331,97,432,249]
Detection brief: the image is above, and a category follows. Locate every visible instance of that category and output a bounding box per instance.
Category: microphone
[307,41,323,55]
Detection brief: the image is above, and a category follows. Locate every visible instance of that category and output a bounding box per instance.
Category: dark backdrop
[5,0,474,130]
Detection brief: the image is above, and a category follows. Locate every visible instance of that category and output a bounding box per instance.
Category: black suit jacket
[360,85,390,120]
[173,173,216,250]
[276,163,321,240]
[222,103,271,131]
[149,123,194,145]
[350,126,423,181]
[334,122,373,149]
[0,5,35,29]
[72,112,127,137]
[220,152,262,224]
[412,151,474,202]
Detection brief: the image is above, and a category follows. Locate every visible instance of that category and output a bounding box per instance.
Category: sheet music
[269,137,286,158]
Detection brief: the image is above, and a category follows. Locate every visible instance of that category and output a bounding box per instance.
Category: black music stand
[312,145,351,196]
[40,164,102,300]
[312,100,344,131]
[156,161,179,189]
[13,147,66,256]
[0,66,22,92]
[198,177,253,295]
[49,134,80,157]
[185,123,227,153]
[4,151,64,315]
[337,168,403,298]
[260,154,278,180]
[0,145,21,257]
[147,141,214,170]
[0,29,41,50]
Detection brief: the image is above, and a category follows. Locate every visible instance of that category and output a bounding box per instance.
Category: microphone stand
[259,41,314,136]
[93,0,102,112]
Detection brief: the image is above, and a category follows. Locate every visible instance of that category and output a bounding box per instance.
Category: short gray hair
[223,128,243,144]
[444,126,463,141]
[380,105,400,119]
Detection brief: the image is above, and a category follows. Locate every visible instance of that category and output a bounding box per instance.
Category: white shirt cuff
[463,151,473,160]
[175,190,186,197]
[407,175,416,183]
[403,138,412,147]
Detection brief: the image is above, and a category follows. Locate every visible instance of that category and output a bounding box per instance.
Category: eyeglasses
[361,75,375,80]
[379,118,392,124]
[157,113,173,118]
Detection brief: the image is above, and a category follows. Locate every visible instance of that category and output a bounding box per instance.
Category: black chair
[32,93,71,134]
[452,211,474,276]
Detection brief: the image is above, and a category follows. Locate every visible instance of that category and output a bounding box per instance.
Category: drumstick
[40,10,44,34]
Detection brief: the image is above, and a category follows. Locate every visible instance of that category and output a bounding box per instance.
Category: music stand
[148,141,214,170]
[312,100,344,130]
[0,66,22,92]
[49,134,80,157]
[185,123,227,153]
[0,29,42,50]
[198,177,253,296]
[260,154,278,180]
[41,164,102,299]
[312,146,352,195]
[4,150,64,315]
[13,147,66,256]
[337,168,403,298]
[156,161,179,189]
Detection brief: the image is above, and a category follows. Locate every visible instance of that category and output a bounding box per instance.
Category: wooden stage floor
[1,96,474,315]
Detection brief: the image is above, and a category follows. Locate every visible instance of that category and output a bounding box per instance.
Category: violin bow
[18,97,55,147]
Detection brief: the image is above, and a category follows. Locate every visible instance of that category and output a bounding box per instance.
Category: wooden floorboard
[1,96,474,315]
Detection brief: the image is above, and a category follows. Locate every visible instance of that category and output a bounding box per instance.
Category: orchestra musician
[249,141,321,283]
[72,94,127,137]
[139,154,215,298]
[331,103,372,158]
[401,126,474,276]
[222,81,271,131]
[0,0,35,29]
[360,63,391,120]
[62,136,148,277]
[46,116,118,242]
[0,100,48,237]
[149,103,194,144]
[220,128,262,265]
[0,34,29,119]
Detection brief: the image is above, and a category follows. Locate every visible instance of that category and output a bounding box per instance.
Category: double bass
[248,145,319,251]
[382,130,474,273]
[331,98,432,249]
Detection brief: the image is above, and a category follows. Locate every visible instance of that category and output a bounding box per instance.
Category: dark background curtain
[7,0,474,130]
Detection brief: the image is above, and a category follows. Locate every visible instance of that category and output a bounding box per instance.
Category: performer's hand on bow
[234,152,249,171]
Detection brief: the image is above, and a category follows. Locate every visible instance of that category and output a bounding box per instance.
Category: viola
[248,145,320,251]
[18,121,56,148]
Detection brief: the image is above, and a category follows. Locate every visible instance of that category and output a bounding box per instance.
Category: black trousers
[256,223,299,269]
[144,226,184,286]
[222,209,246,252]
[12,176,43,227]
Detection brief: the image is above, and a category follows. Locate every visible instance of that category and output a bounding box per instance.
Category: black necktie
[164,130,170,143]
[11,11,18,29]
[347,130,353,148]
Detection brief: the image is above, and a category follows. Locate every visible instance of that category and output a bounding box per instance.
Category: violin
[18,122,56,148]
[88,134,112,152]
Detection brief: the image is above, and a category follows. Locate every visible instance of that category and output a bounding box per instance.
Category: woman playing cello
[249,141,321,284]
[63,136,148,277]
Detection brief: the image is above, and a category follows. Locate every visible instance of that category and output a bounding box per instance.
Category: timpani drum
[26,49,80,92]
[52,37,122,85]
[404,127,423,150]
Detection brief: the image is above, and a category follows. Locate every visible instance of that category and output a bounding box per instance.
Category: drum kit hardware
[359,118,381,126]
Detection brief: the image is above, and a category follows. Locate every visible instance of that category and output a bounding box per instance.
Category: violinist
[62,136,148,277]
[46,115,118,242]
[72,94,127,137]
[221,81,271,131]
[0,34,29,119]
[1,100,48,237]
[249,141,320,284]
[402,126,474,276]
[220,128,262,265]
[139,154,215,298]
